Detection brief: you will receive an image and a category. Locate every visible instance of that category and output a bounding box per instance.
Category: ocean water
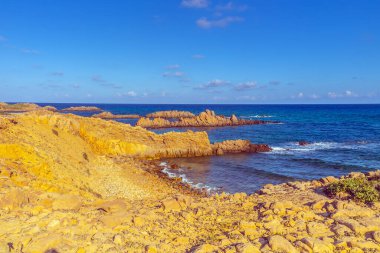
[41,103,380,194]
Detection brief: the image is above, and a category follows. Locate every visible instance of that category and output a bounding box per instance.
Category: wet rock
[298,141,310,146]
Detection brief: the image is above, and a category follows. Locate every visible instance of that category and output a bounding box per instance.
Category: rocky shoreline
[0,105,380,252]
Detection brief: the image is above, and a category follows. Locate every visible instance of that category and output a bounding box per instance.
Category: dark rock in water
[248,144,272,153]
[170,164,180,170]
[211,140,271,155]
[298,141,310,146]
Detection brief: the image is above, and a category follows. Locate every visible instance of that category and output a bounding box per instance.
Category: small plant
[52,129,59,136]
[82,152,89,162]
[325,178,380,203]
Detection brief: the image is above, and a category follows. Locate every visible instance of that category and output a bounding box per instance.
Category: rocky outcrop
[92,111,140,119]
[299,141,310,146]
[0,102,57,112]
[62,106,103,112]
[137,109,274,128]
[3,111,213,159]
[146,110,195,118]
[212,140,271,155]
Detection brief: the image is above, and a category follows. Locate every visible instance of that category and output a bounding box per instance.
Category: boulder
[235,243,261,253]
[162,199,182,212]
[269,235,298,253]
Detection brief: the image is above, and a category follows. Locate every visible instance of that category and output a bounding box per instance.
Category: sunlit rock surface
[0,110,380,252]
[92,111,140,119]
[137,109,273,129]
[146,110,195,118]
[61,106,103,112]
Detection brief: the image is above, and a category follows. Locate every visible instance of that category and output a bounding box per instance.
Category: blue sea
[40,103,380,194]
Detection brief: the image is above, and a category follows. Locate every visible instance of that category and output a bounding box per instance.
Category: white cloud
[192,54,205,59]
[166,64,180,69]
[196,79,230,89]
[127,91,137,97]
[290,92,305,99]
[182,0,209,8]
[91,75,106,82]
[327,92,337,98]
[196,16,243,29]
[237,95,256,101]
[345,90,357,97]
[234,81,257,91]
[51,71,64,76]
[117,91,137,97]
[21,48,39,54]
[162,71,185,77]
[212,96,227,101]
[328,90,357,98]
[310,94,320,99]
[216,2,248,12]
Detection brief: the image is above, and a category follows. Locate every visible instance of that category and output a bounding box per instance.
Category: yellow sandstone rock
[269,235,298,253]
[0,110,380,252]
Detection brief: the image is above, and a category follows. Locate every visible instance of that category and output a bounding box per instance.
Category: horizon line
[4,101,380,106]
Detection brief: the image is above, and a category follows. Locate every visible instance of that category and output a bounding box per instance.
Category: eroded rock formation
[62,106,103,112]
[146,110,195,118]
[212,140,272,155]
[92,111,140,119]
[0,102,57,113]
[137,109,273,128]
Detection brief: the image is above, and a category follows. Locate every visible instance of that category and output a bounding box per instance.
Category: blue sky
[0,0,379,104]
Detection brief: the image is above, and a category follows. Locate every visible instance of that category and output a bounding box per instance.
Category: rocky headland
[0,108,380,252]
[0,102,57,113]
[137,109,274,129]
[92,111,140,119]
[62,106,103,112]
[146,110,195,118]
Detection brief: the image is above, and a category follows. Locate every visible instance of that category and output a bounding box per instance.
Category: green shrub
[325,178,380,203]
